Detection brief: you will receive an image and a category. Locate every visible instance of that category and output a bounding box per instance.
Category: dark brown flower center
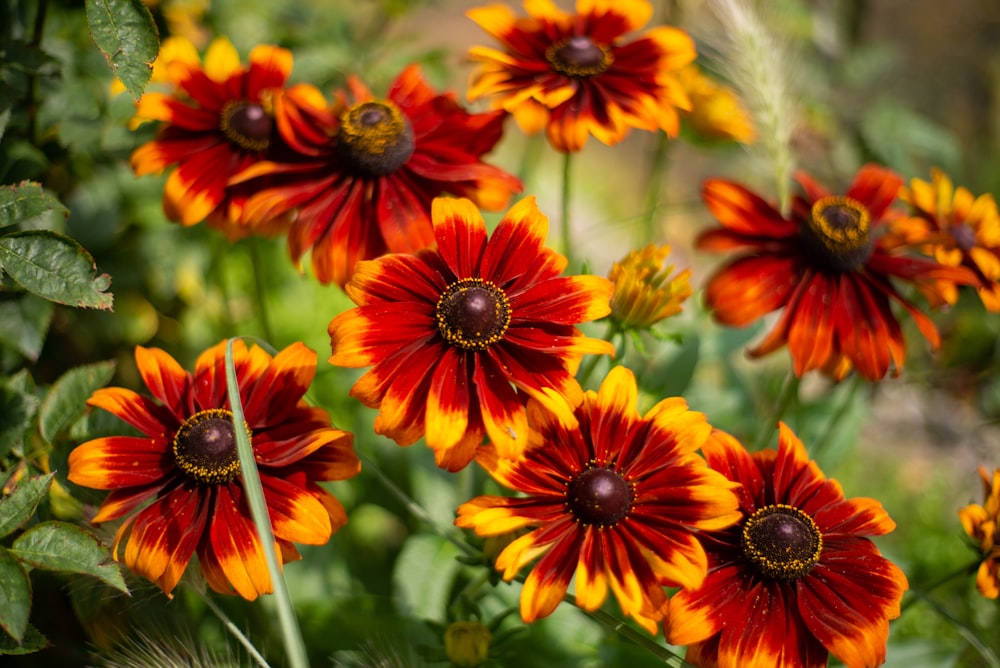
[219,101,273,152]
[435,278,511,351]
[802,196,873,272]
[172,409,248,484]
[546,36,613,77]
[566,465,632,527]
[950,221,977,252]
[741,504,823,580]
[337,100,415,176]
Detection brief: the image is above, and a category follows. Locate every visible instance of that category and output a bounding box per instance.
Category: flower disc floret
[567,464,633,527]
[805,195,873,272]
[436,278,512,351]
[219,100,273,152]
[338,100,415,176]
[172,408,248,484]
[741,503,822,581]
[545,36,613,77]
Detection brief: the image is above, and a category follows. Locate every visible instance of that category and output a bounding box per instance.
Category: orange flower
[667,424,908,668]
[68,341,359,600]
[677,63,755,144]
[607,243,692,330]
[329,196,613,471]
[466,0,695,152]
[958,466,1000,599]
[456,366,741,632]
[698,164,977,380]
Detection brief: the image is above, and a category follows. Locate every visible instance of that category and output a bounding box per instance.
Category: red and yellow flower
[667,423,908,668]
[130,36,293,237]
[232,64,523,287]
[676,63,755,144]
[68,340,359,600]
[698,164,977,380]
[887,168,1000,311]
[456,366,741,632]
[607,243,692,331]
[958,466,1000,599]
[466,0,696,152]
[328,196,613,471]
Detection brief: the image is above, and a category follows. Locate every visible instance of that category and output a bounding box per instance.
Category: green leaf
[391,533,462,623]
[10,521,129,594]
[0,182,68,231]
[0,230,113,309]
[0,473,53,540]
[39,360,117,443]
[0,294,54,361]
[0,623,46,655]
[0,383,40,460]
[0,548,31,644]
[85,0,159,101]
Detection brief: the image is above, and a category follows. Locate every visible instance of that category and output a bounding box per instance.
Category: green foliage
[84,0,158,101]
[0,231,113,309]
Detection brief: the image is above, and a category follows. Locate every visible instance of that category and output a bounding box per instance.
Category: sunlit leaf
[0,473,53,540]
[0,182,68,231]
[85,0,159,101]
[0,549,31,644]
[0,231,113,310]
[391,533,462,623]
[39,360,117,443]
[10,521,128,594]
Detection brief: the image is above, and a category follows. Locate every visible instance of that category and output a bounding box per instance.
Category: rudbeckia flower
[130,36,293,236]
[607,243,692,331]
[958,465,1000,599]
[698,164,977,381]
[676,63,755,144]
[456,366,742,633]
[887,168,1000,311]
[466,0,696,152]
[68,340,360,600]
[328,196,613,471]
[232,64,523,287]
[667,423,908,668]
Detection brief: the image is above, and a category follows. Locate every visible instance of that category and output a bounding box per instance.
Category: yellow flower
[444,621,491,667]
[677,64,755,144]
[608,244,693,330]
[959,466,1000,599]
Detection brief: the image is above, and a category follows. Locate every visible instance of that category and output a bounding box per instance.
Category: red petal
[702,179,797,239]
[431,197,489,279]
[68,436,173,490]
[135,346,193,422]
[87,387,176,438]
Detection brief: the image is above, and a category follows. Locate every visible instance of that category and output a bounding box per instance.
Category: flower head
[676,63,756,144]
[466,0,696,152]
[130,37,294,237]
[608,243,692,331]
[329,196,613,471]
[444,621,492,667]
[456,366,741,632]
[68,341,360,600]
[887,168,1000,311]
[667,423,908,668]
[232,64,523,287]
[698,164,977,380]
[958,466,1000,599]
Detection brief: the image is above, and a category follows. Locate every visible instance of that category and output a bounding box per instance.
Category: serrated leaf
[0,294,54,361]
[0,473,54,540]
[0,230,113,309]
[0,549,31,644]
[39,360,117,443]
[0,622,46,655]
[391,534,462,622]
[11,521,128,594]
[85,0,159,101]
[0,384,39,460]
[0,182,68,231]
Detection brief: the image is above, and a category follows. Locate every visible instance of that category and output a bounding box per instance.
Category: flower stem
[899,559,980,614]
[197,589,272,668]
[583,607,695,667]
[560,151,574,268]
[517,133,545,188]
[248,237,275,344]
[906,590,1000,667]
[577,321,622,387]
[224,339,309,668]
[751,371,800,450]
[639,131,671,245]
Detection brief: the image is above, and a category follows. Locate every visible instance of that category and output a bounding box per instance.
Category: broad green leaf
[0,182,68,231]
[11,521,128,593]
[39,360,116,443]
[0,473,54,540]
[0,383,39,460]
[391,533,462,623]
[0,231,113,310]
[0,623,46,655]
[0,294,54,361]
[85,0,159,101]
[0,549,31,644]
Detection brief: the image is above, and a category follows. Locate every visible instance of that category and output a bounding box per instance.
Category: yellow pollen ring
[218,99,273,152]
[338,100,409,157]
[741,503,823,581]
[545,37,614,78]
[435,277,512,351]
[808,195,871,255]
[172,408,250,485]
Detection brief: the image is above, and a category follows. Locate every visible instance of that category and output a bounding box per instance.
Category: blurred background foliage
[2,0,1000,665]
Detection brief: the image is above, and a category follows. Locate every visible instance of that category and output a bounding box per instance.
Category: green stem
[225,339,309,668]
[560,151,574,268]
[248,237,275,344]
[584,607,695,667]
[899,559,980,614]
[576,321,622,387]
[907,590,1000,668]
[197,589,272,668]
[517,133,545,188]
[751,371,800,451]
[639,131,671,245]
[26,0,48,143]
